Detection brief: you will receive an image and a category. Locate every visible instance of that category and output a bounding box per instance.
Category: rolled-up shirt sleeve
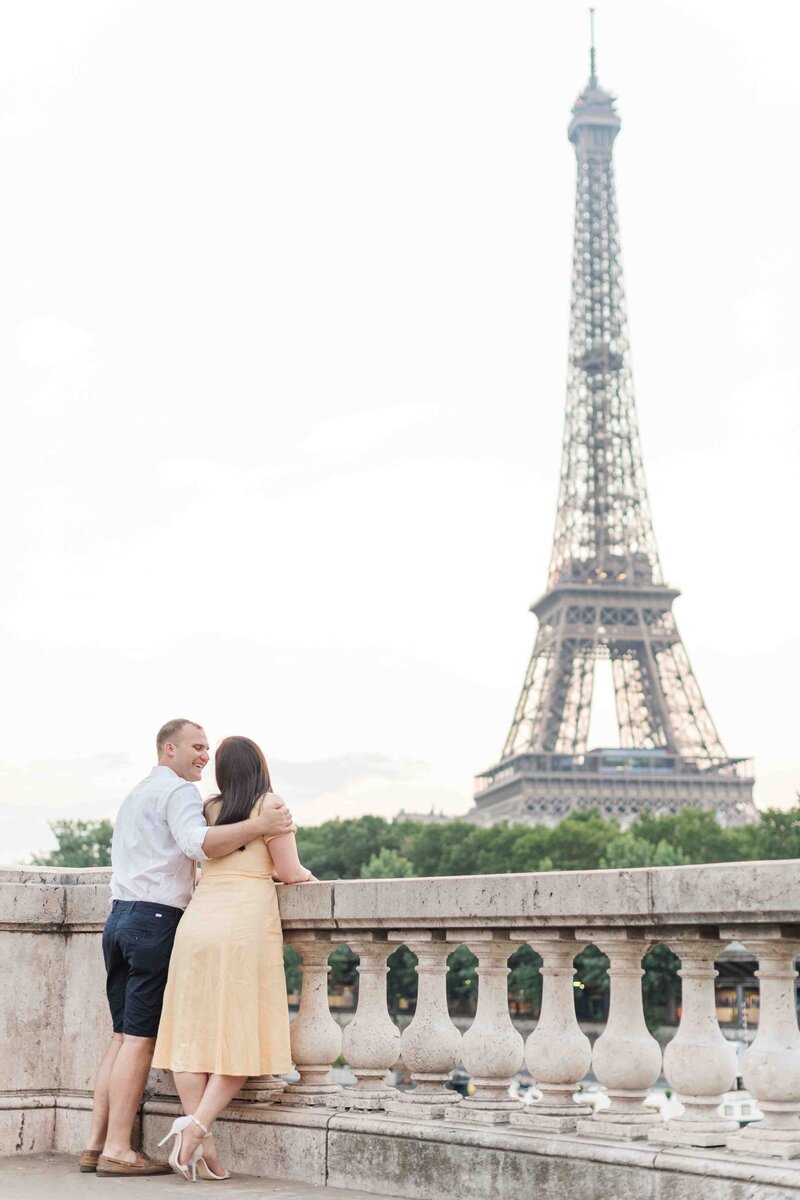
[165,783,210,861]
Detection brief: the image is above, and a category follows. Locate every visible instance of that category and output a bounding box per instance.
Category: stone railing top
[1,859,797,935]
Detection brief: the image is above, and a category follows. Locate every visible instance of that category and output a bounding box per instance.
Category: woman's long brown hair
[205,736,272,827]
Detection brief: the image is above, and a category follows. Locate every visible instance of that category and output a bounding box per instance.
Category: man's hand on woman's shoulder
[257,796,296,840]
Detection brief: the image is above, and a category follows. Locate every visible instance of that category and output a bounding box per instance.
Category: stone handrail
[277,860,800,1153]
[2,860,800,1191]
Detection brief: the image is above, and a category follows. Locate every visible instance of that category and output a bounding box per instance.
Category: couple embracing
[83,719,315,1182]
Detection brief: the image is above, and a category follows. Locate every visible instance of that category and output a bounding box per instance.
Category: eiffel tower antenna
[470,43,756,830]
[589,8,597,87]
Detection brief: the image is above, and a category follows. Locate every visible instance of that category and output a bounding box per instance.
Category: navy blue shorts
[102,900,183,1038]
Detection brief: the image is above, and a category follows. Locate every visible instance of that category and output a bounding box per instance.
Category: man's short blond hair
[156,719,204,755]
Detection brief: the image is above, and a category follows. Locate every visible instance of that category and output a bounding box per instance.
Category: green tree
[464,824,523,875]
[329,943,358,991]
[628,809,733,864]
[284,945,302,995]
[508,944,543,1013]
[508,825,555,873]
[445,944,478,1014]
[31,819,114,867]
[546,810,618,871]
[407,822,475,877]
[750,803,800,860]
[642,943,682,1027]
[360,848,414,879]
[575,945,610,993]
[296,815,404,879]
[600,832,690,869]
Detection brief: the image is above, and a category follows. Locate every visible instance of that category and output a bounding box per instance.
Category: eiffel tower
[471,34,756,829]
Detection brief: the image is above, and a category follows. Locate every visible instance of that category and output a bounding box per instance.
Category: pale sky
[1,1,798,862]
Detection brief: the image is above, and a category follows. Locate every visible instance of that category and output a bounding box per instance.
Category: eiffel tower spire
[470,36,756,828]
[589,7,597,88]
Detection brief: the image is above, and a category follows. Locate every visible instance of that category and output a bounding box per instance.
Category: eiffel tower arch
[470,41,756,830]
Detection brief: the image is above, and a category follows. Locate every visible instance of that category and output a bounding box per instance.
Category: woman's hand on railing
[269,832,317,884]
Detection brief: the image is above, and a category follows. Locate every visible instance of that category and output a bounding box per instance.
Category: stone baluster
[650,936,737,1147]
[727,934,800,1158]
[449,930,524,1124]
[508,930,592,1131]
[281,932,343,1107]
[575,932,662,1138]
[330,932,401,1111]
[236,1076,286,1103]
[383,931,462,1119]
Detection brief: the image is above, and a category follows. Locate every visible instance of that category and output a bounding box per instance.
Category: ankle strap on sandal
[189,1115,209,1136]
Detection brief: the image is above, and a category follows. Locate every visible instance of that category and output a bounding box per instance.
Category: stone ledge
[326,862,800,930]
[143,1097,333,1131]
[143,1097,800,1195]
[325,1121,798,1200]
[0,1096,57,1112]
[0,1107,54,1156]
[142,1100,331,1186]
[3,861,798,934]
[63,884,110,929]
[131,1103,800,1199]
[0,882,65,930]
[326,1109,800,1190]
[7,1090,800,1196]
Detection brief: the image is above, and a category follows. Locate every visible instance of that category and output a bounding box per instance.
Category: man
[80,719,295,1177]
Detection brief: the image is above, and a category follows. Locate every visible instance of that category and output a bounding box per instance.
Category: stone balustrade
[2,860,800,1198]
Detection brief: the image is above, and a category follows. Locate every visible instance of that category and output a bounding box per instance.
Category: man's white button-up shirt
[109,764,210,910]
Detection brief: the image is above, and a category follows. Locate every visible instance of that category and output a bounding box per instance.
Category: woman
[152,735,315,1181]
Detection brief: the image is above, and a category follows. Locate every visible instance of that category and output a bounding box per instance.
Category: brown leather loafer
[78,1149,101,1173]
[96,1152,173,1177]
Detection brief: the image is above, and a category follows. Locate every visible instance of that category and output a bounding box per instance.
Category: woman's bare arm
[202,797,295,860]
[267,831,316,884]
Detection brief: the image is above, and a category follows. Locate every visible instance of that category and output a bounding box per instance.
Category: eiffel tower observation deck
[472,39,756,830]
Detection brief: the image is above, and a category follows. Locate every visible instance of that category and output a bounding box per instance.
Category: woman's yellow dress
[152,811,292,1076]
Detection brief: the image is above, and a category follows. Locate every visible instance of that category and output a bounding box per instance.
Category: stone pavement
[0,1156,392,1199]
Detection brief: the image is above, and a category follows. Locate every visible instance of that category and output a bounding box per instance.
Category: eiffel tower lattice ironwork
[471,45,756,829]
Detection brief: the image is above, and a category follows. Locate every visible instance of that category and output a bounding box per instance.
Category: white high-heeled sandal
[195,1145,231,1182]
[157,1113,208,1182]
